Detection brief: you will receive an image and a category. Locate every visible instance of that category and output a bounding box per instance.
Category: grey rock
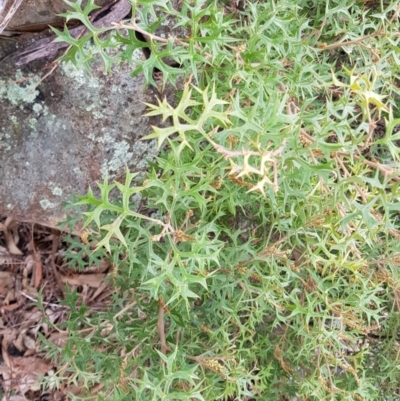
[0,35,162,226]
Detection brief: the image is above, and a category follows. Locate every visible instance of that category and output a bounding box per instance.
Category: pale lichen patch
[0,77,39,105]
[39,199,56,210]
[88,131,111,143]
[100,134,159,179]
[52,187,63,196]
[28,118,38,130]
[0,131,12,151]
[33,103,43,114]
[60,61,101,89]
[101,139,133,178]
[93,110,104,119]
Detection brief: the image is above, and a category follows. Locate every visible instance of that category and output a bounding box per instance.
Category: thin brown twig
[157,298,171,355]
[317,30,384,51]
[19,291,67,309]
[389,3,400,24]
[113,21,169,44]
[334,151,400,181]
[51,233,64,298]
[359,42,380,60]
[0,62,58,87]
[360,119,377,152]
[32,61,62,91]
[112,21,213,60]
[324,355,337,393]
[361,157,400,180]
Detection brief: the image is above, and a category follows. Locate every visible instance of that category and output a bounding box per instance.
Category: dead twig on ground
[157,297,171,356]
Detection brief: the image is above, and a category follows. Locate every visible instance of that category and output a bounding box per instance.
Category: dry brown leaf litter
[0,217,113,401]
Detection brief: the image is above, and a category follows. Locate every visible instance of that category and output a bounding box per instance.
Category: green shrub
[46,0,400,399]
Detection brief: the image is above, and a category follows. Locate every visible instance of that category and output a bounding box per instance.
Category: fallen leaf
[0,271,16,305]
[27,234,43,289]
[88,281,109,304]
[32,251,42,289]
[9,355,53,393]
[61,273,107,288]
[0,217,23,255]
[81,284,90,301]
[13,330,26,352]
[22,254,35,289]
[1,302,20,311]
[3,396,27,401]
[0,271,14,294]
[3,291,16,305]
[1,334,12,370]
[47,331,68,348]
[14,330,36,353]
[83,259,111,274]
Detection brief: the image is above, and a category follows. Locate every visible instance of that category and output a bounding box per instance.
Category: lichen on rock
[0,75,39,105]
[0,40,163,225]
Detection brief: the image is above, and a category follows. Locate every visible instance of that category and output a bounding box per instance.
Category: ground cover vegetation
[42,0,400,399]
